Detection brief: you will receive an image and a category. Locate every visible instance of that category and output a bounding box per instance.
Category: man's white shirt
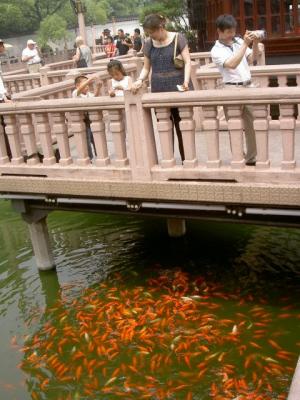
[22,47,41,65]
[211,37,252,83]
[0,76,7,100]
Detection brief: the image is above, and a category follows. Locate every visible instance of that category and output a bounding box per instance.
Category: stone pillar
[288,357,300,400]
[78,11,87,45]
[12,200,55,271]
[167,219,186,238]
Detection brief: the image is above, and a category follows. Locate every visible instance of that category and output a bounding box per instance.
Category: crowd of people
[0,13,265,167]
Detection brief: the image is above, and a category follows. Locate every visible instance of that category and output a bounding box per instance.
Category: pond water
[0,199,299,400]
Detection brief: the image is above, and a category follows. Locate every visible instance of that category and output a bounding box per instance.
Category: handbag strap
[174,33,178,61]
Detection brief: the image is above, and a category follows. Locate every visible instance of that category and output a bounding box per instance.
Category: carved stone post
[124,90,157,180]
[226,105,245,169]
[280,104,296,170]
[108,109,128,167]
[3,115,23,165]
[277,75,287,87]
[253,105,270,169]
[18,114,39,165]
[0,122,10,164]
[40,66,50,86]
[89,110,110,167]
[52,112,72,166]
[167,219,186,238]
[12,200,55,271]
[69,111,90,166]
[35,113,56,165]
[202,105,220,168]
[179,107,197,168]
[156,107,176,168]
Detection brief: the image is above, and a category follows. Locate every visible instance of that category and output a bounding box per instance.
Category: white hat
[27,39,36,45]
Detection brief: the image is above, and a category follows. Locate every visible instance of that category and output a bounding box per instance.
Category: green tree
[37,14,69,48]
[139,0,198,51]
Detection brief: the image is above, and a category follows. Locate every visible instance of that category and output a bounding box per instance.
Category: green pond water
[0,199,300,400]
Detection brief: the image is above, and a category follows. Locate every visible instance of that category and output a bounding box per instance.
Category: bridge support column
[11,200,55,271]
[167,218,186,238]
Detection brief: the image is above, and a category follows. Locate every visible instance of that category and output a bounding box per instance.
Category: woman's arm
[131,56,151,93]
[73,48,80,62]
[181,45,191,90]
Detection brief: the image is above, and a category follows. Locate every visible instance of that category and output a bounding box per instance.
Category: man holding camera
[211,14,262,166]
[21,39,42,73]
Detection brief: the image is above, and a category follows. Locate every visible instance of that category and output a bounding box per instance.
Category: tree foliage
[139,0,198,51]
[37,14,68,48]
[0,0,142,38]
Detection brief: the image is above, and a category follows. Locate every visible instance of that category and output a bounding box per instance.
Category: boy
[72,74,102,159]
[211,14,261,166]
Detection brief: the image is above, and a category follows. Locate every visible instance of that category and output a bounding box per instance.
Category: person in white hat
[22,39,42,73]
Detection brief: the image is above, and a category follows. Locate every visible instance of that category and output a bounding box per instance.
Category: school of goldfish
[17,269,300,400]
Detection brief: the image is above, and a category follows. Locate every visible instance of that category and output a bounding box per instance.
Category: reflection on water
[0,200,299,399]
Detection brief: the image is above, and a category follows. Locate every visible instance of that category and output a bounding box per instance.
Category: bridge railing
[0,87,299,185]
[195,64,300,130]
[11,64,139,101]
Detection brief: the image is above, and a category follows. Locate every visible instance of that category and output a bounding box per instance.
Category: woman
[132,14,193,161]
[73,36,92,68]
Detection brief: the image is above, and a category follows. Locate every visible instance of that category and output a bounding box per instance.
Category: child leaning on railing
[72,74,102,159]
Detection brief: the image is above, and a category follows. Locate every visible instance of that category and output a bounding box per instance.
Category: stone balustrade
[11,64,138,101]
[195,64,300,130]
[0,87,298,188]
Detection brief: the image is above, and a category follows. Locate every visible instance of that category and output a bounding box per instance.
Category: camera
[249,30,266,40]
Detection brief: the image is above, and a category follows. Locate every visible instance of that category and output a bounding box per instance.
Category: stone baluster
[108,109,128,167]
[156,107,176,168]
[0,122,10,164]
[226,105,245,169]
[280,104,296,170]
[124,90,158,180]
[35,113,56,165]
[89,110,109,166]
[277,75,287,87]
[297,75,300,123]
[52,112,72,165]
[202,105,220,168]
[69,111,90,166]
[253,105,270,169]
[179,107,197,168]
[3,115,23,165]
[18,114,39,165]
[25,79,33,91]
[18,80,25,92]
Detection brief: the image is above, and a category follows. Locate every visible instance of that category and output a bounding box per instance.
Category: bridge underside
[1,176,299,228]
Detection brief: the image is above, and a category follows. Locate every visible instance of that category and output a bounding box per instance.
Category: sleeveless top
[143,33,192,93]
[111,75,130,96]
